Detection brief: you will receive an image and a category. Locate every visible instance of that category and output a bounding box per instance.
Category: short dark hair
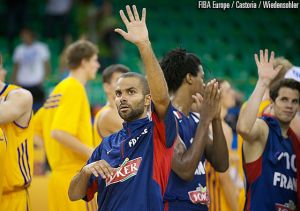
[102,64,130,83]
[66,40,99,70]
[118,72,150,95]
[270,79,300,102]
[160,48,201,93]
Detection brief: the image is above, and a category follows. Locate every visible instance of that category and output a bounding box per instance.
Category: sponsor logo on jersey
[106,157,142,186]
[188,184,210,205]
[275,200,296,211]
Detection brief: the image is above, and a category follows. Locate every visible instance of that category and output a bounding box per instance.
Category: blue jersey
[244,116,297,211]
[84,103,177,211]
[164,110,208,211]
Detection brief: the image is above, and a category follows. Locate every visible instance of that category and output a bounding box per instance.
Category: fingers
[141,8,146,22]
[254,53,259,67]
[88,160,114,179]
[132,5,140,21]
[126,5,135,22]
[114,28,127,39]
[264,49,268,62]
[260,49,264,63]
[269,51,275,64]
[275,64,283,73]
[119,10,129,25]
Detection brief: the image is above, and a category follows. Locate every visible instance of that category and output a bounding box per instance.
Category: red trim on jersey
[152,123,175,195]
[164,201,169,211]
[86,180,98,202]
[243,156,262,184]
[287,128,300,210]
[246,186,252,211]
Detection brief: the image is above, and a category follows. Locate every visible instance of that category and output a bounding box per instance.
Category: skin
[51,53,100,159]
[68,5,172,201]
[95,71,125,138]
[236,49,298,164]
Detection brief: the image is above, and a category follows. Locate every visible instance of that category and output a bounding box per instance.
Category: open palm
[254,49,282,85]
[115,5,149,45]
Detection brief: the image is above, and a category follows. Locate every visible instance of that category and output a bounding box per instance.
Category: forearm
[137,41,169,105]
[68,168,91,201]
[172,120,210,180]
[51,130,93,159]
[209,119,229,172]
[219,172,238,211]
[237,80,267,134]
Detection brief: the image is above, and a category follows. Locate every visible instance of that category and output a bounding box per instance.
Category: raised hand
[83,160,115,179]
[254,49,282,86]
[191,93,203,113]
[199,79,221,122]
[115,5,149,46]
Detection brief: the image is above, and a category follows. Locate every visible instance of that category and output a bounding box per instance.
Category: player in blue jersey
[237,49,300,211]
[160,49,229,210]
[68,5,178,211]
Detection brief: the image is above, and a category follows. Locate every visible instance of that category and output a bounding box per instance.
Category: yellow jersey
[0,84,34,193]
[93,104,110,146]
[41,77,93,172]
[0,128,7,202]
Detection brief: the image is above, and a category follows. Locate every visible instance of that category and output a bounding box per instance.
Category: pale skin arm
[172,81,226,180]
[96,108,123,137]
[115,5,170,120]
[69,160,114,201]
[0,89,32,126]
[51,130,94,159]
[237,50,282,162]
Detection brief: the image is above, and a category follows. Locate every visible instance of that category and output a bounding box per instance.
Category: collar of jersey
[122,117,150,135]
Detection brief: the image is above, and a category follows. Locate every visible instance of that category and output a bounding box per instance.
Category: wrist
[257,79,270,89]
[136,40,151,50]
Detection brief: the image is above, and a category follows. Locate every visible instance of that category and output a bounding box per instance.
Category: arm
[97,109,123,137]
[205,118,229,172]
[172,81,223,180]
[51,130,93,159]
[115,5,170,119]
[237,50,281,141]
[0,89,32,124]
[69,160,114,201]
[218,171,239,211]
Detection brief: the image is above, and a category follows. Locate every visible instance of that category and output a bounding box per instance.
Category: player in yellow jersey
[206,79,243,211]
[0,54,34,211]
[36,40,99,211]
[0,127,7,203]
[93,64,129,146]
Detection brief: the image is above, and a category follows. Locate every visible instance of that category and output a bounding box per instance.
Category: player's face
[220,81,235,109]
[115,77,149,122]
[273,87,300,124]
[86,54,100,80]
[193,65,205,95]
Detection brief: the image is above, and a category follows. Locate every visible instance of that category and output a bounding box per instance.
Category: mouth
[119,104,130,112]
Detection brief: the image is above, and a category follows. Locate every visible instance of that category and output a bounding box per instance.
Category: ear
[144,94,151,107]
[185,73,193,85]
[103,83,111,94]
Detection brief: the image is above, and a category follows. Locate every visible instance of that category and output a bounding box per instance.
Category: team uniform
[93,105,110,146]
[0,128,7,203]
[236,99,271,210]
[206,145,243,211]
[244,116,297,210]
[40,77,96,211]
[164,110,209,211]
[0,84,34,211]
[84,103,177,211]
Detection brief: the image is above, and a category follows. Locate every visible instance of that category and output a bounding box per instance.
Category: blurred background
[1,0,299,108]
[0,1,299,210]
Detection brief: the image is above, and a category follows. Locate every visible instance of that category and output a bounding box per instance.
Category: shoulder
[7,87,33,104]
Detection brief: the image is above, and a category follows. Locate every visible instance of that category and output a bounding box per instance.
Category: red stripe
[246,187,251,211]
[164,201,169,211]
[243,156,262,184]
[86,180,98,202]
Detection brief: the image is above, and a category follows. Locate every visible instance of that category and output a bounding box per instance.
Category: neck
[279,121,290,138]
[69,69,87,85]
[171,87,193,116]
[220,106,227,120]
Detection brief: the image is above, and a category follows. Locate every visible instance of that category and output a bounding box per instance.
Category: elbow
[236,123,250,137]
[213,158,229,173]
[68,184,81,201]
